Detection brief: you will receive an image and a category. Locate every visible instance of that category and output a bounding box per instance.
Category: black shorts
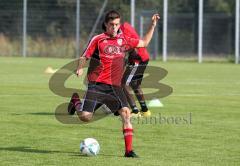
[81,82,128,115]
[122,61,148,87]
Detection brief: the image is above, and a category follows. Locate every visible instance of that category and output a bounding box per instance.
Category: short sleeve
[124,35,140,48]
[82,36,98,59]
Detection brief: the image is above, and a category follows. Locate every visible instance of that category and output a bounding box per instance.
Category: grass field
[0,57,239,166]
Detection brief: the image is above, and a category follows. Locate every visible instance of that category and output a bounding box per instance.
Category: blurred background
[0,0,239,63]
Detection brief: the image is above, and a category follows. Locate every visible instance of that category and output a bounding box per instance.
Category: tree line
[0,0,236,38]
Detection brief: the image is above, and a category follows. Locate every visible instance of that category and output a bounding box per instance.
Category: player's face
[105,18,121,37]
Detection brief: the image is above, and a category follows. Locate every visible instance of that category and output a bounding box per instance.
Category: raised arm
[137,14,160,47]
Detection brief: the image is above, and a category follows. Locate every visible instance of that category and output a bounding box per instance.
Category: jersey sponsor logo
[103,44,132,55]
[104,45,123,55]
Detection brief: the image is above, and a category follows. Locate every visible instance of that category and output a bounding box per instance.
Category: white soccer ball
[80,138,100,156]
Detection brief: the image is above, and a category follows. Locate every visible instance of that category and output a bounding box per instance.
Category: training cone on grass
[44,66,57,74]
[148,98,164,107]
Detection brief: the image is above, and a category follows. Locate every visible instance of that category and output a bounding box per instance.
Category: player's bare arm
[76,56,87,76]
[137,14,160,47]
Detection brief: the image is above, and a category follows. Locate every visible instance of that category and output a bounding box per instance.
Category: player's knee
[80,116,92,122]
[125,109,131,118]
[119,107,131,119]
[77,111,93,122]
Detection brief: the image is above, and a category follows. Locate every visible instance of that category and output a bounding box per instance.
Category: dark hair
[102,10,121,31]
[102,22,106,31]
[104,10,121,23]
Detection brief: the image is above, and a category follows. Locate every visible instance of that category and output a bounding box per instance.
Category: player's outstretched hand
[76,68,83,77]
[152,14,160,27]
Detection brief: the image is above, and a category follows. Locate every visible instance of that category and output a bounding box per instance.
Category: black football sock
[131,105,139,113]
[139,101,148,112]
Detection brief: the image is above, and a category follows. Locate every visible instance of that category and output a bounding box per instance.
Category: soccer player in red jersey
[120,22,151,117]
[72,10,159,157]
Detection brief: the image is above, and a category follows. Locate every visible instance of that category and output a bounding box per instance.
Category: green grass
[0,57,239,166]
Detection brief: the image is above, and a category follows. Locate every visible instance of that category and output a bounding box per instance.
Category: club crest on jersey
[117,39,123,46]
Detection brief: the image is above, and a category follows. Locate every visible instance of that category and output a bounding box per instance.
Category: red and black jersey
[83,32,139,86]
[120,22,150,63]
[87,50,102,83]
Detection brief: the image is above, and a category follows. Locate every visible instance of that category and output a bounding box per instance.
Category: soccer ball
[80,138,100,156]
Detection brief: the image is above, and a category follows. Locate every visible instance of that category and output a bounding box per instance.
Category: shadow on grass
[69,153,123,158]
[11,112,55,116]
[0,146,123,158]
[27,112,55,115]
[0,146,77,155]
[98,153,123,158]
